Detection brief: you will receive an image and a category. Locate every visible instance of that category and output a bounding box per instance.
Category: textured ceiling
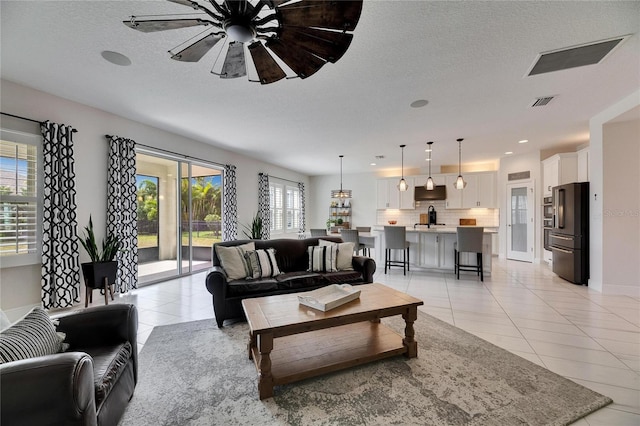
[1,1,639,176]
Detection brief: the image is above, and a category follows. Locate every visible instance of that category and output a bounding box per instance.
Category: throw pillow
[319,239,355,271]
[308,245,338,273]
[244,248,281,279]
[215,242,256,280]
[0,309,11,331]
[0,307,64,363]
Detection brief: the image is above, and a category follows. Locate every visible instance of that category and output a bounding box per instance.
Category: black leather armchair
[0,304,138,426]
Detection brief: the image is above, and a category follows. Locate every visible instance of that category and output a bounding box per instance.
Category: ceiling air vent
[527,35,629,76]
[532,96,555,107]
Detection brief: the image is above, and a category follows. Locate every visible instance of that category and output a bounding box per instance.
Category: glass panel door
[137,151,222,285]
[137,153,180,284]
[507,182,534,262]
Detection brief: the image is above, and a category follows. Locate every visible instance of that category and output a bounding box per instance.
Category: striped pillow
[215,242,256,280]
[245,249,281,278]
[0,307,64,363]
[308,245,338,273]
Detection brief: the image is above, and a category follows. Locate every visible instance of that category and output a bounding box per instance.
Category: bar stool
[384,226,410,275]
[310,229,327,237]
[454,227,484,281]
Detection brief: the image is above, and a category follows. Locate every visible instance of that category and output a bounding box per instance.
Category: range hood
[414,185,447,201]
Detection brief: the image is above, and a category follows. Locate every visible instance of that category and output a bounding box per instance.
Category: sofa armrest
[352,256,376,283]
[205,266,229,296]
[0,352,97,426]
[55,304,138,382]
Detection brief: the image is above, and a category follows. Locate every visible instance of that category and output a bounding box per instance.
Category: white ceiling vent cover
[532,96,555,107]
[527,35,630,76]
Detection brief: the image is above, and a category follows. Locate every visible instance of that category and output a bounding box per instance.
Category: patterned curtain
[40,122,81,309]
[222,165,237,241]
[106,135,138,294]
[298,182,306,238]
[258,173,270,240]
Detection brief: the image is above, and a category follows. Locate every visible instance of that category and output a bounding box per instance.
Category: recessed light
[505,151,513,155]
[370,162,377,166]
[101,50,131,66]
[518,139,528,144]
[410,99,429,108]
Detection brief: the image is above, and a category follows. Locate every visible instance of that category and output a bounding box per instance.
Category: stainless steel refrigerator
[550,182,589,285]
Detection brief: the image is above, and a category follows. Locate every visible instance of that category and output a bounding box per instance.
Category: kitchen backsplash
[376,200,499,228]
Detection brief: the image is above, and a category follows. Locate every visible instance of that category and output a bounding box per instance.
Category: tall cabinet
[542,153,577,197]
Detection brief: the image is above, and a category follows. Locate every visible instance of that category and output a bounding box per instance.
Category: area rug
[120,312,612,425]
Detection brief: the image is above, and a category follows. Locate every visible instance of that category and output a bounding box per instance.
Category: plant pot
[81,261,118,289]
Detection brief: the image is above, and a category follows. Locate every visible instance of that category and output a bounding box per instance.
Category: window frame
[269,179,300,235]
[0,128,43,268]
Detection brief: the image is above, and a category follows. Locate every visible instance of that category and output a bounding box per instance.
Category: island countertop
[372,226,497,234]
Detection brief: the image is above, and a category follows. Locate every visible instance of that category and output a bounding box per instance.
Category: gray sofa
[205,237,376,327]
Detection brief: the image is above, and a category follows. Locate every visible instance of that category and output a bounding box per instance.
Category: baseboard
[602,284,640,297]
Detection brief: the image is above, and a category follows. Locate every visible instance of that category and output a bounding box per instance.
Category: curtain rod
[263,173,302,185]
[1,112,78,133]
[105,135,225,168]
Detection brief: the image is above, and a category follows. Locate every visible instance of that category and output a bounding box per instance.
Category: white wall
[309,172,378,230]
[497,152,542,261]
[0,79,309,316]
[589,90,640,295]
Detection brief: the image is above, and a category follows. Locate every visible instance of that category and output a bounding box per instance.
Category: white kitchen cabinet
[418,233,440,268]
[445,172,497,209]
[577,147,590,182]
[542,153,577,197]
[376,178,415,209]
[445,174,463,208]
[438,234,457,270]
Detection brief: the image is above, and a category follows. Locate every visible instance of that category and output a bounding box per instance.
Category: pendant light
[453,138,467,190]
[424,141,434,190]
[331,155,352,198]
[397,144,408,191]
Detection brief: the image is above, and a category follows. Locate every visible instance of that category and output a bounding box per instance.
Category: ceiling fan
[123,0,363,84]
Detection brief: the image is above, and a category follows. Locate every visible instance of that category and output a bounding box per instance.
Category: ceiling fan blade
[277,0,363,31]
[266,39,326,79]
[123,18,211,33]
[247,41,286,84]
[279,26,353,63]
[220,41,247,79]
[171,33,224,62]
[224,0,253,16]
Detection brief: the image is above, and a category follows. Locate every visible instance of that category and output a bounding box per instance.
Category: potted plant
[241,212,263,239]
[79,216,121,305]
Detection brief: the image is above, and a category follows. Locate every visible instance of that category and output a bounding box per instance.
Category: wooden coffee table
[241,283,424,399]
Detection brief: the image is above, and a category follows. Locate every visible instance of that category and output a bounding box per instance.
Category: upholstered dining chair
[340,229,366,255]
[356,227,374,256]
[310,229,327,237]
[384,226,410,275]
[454,227,484,281]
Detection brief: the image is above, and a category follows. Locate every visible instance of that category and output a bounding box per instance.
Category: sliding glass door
[136,151,222,285]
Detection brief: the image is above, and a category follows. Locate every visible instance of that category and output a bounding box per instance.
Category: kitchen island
[371,226,495,276]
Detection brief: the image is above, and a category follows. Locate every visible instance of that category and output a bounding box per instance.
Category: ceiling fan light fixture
[397,144,408,192]
[424,141,434,190]
[453,138,467,190]
[225,24,254,42]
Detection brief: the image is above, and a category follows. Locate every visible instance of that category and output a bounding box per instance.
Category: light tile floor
[86,258,639,425]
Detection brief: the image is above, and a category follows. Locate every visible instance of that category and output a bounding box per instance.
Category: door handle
[551,235,572,241]
[553,247,573,254]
